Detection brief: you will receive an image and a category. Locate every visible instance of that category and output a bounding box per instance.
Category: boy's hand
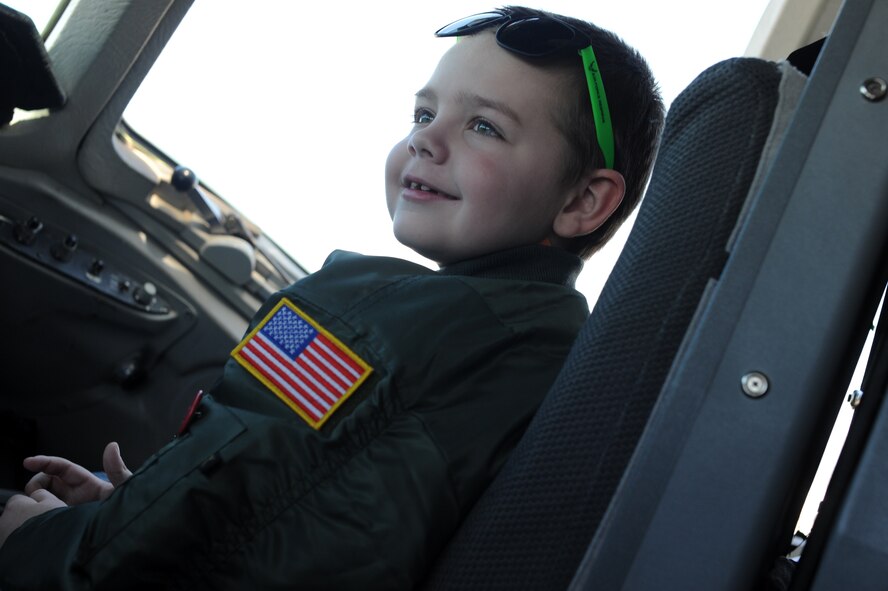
[23,442,132,505]
[101,441,133,488]
[0,489,65,548]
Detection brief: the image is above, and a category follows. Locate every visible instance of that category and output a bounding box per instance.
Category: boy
[0,6,663,588]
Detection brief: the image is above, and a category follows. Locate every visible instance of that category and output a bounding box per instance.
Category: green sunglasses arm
[579,46,615,169]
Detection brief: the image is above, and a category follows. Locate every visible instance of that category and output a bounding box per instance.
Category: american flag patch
[231,298,372,429]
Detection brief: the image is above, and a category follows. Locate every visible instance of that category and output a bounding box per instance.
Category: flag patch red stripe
[316,333,365,377]
[240,343,325,419]
[248,334,333,412]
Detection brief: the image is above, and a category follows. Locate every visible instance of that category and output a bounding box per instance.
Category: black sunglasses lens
[436,12,507,37]
[497,17,578,56]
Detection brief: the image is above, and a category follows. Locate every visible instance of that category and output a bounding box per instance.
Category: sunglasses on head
[436,11,615,170]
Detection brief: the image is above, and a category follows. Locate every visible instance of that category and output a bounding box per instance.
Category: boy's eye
[413,108,434,125]
[470,118,502,139]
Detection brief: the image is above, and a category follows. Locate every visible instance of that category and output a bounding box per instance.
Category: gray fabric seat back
[423,57,805,590]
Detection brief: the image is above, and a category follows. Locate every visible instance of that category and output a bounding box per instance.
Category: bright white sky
[116,0,772,304]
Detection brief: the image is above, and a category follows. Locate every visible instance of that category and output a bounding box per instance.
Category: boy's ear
[551,169,626,239]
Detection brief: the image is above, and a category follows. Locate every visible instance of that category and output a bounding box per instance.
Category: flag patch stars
[231,298,373,429]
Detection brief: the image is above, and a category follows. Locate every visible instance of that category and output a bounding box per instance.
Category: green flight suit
[0,246,588,590]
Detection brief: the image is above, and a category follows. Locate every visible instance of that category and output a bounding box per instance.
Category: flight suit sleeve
[0,503,100,591]
[0,394,460,591]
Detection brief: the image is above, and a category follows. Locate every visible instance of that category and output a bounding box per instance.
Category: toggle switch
[13,216,43,246]
[51,234,78,262]
[88,258,105,277]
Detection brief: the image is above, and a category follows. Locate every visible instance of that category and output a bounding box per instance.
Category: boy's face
[385,32,576,265]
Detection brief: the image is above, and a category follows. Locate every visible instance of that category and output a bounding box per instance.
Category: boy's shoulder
[292,247,588,333]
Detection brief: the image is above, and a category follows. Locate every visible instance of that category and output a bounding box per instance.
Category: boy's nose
[407,126,448,163]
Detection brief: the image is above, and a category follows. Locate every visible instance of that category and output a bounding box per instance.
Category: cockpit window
[121,1,772,300]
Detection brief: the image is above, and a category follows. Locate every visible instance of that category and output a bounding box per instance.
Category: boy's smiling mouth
[403,176,459,200]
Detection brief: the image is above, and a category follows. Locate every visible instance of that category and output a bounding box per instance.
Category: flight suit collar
[437,245,583,288]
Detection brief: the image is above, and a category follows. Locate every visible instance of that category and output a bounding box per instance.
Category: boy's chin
[392,234,453,267]
[403,244,450,267]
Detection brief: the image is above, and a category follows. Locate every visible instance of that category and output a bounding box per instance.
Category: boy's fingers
[28,488,65,508]
[28,488,52,501]
[102,442,132,488]
[23,472,53,496]
[22,455,82,480]
[22,455,54,473]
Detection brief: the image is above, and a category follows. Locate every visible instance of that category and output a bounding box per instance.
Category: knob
[171,166,197,192]
[13,216,43,245]
[51,234,78,262]
[88,258,105,277]
[133,281,157,306]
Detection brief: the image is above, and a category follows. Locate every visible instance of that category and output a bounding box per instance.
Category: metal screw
[741,371,770,398]
[848,389,864,408]
[860,77,887,101]
[115,359,138,383]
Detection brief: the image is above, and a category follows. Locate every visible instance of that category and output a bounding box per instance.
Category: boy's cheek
[385,182,401,221]
[385,138,409,178]
[385,139,410,218]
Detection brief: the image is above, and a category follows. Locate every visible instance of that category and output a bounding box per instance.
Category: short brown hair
[495,6,666,258]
